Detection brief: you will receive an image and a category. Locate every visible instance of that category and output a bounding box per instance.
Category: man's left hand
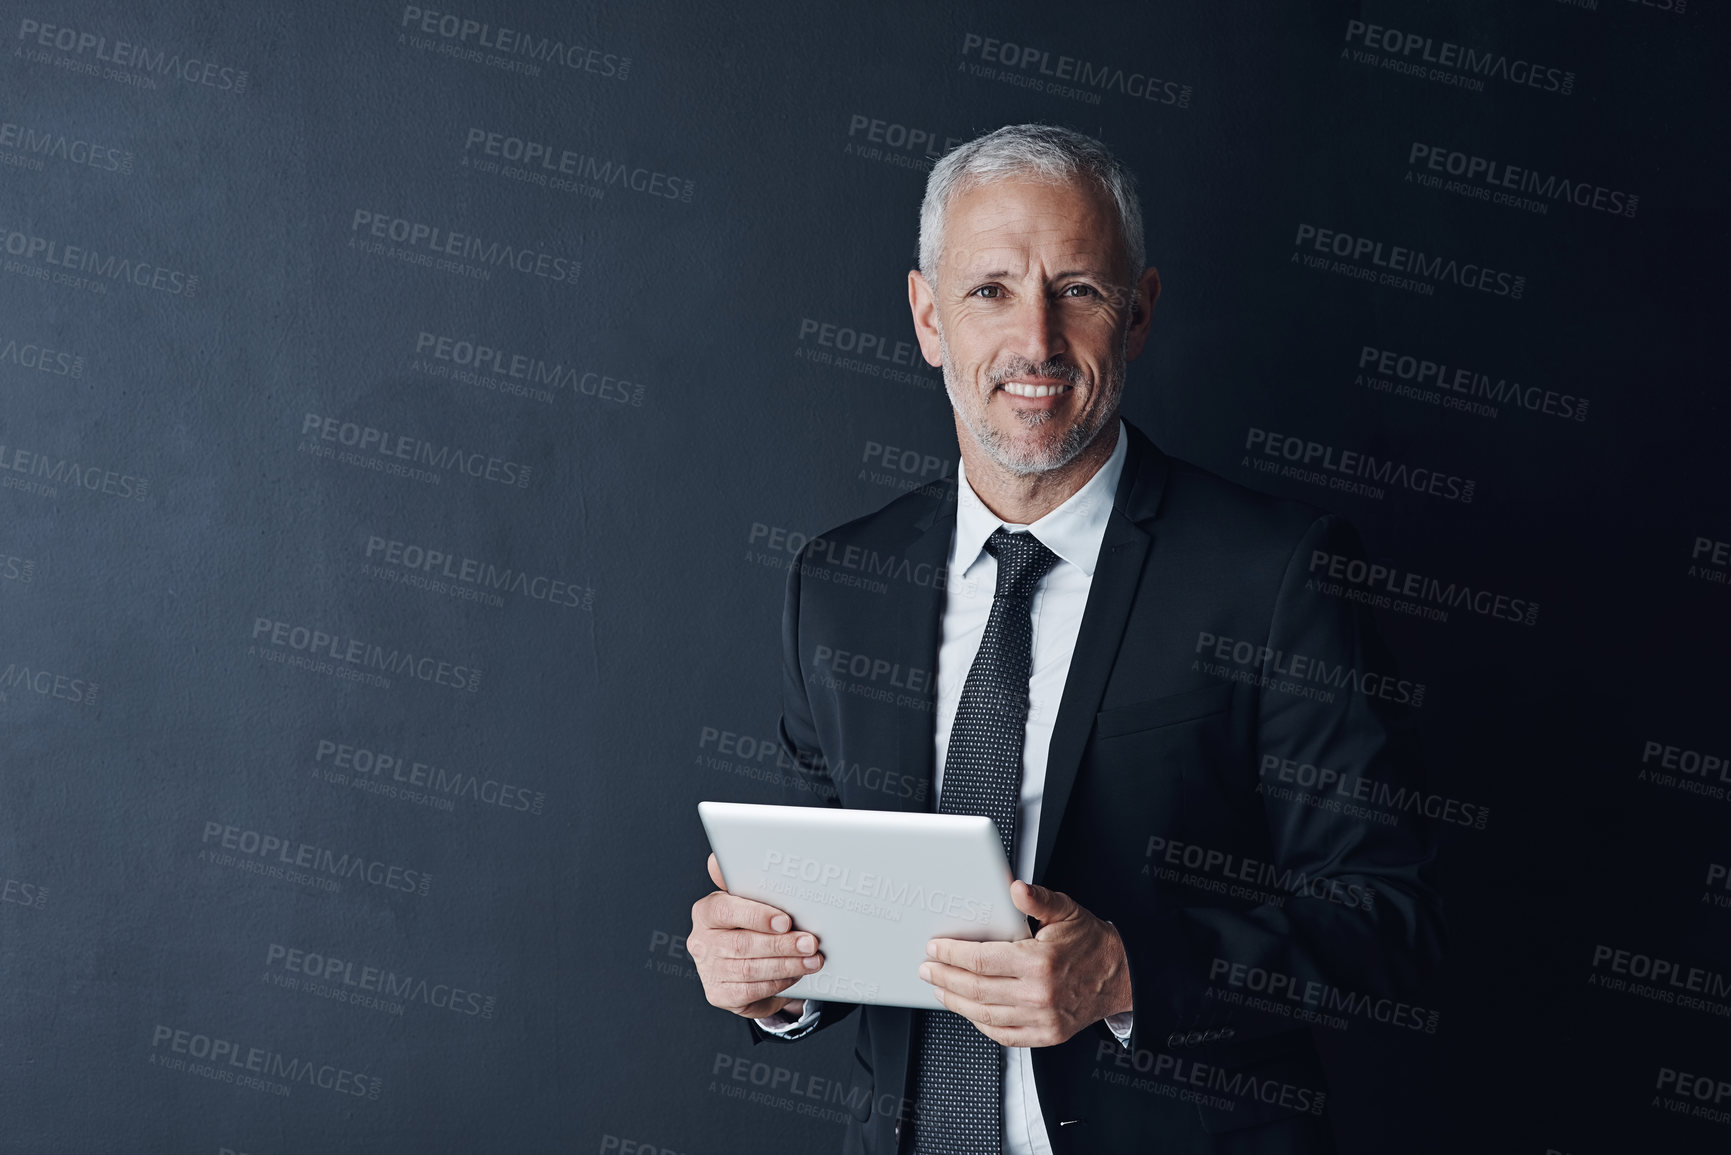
[920,881,1132,1047]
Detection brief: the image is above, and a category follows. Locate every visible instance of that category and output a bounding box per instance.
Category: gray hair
[917,123,1145,290]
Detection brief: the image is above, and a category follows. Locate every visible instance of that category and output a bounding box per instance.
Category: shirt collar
[952,418,1128,581]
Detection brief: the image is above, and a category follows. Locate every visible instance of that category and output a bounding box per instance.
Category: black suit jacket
[745,420,1444,1154]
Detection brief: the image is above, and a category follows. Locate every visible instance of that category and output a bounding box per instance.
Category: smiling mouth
[998,381,1073,398]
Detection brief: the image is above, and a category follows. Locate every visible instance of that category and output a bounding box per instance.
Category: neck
[958,419,1119,525]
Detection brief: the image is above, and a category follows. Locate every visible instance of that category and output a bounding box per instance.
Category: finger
[1012,880,1079,923]
[707,852,726,891]
[714,974,815,1010]
[697,891,795,934]
[927,986,1029,1033]
[721,951,825,984]
[927,936,1020,976]
[703,928,820,961]
[967,1022,1049,1048]
[918,960,1023,1006]
[737,996,805,1020]
[736,997,789,1019]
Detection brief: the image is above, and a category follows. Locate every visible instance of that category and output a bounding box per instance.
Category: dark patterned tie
[906,527,1061,1154]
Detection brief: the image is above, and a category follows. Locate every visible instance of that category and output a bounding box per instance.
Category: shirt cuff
[754,999,824,1039]
[1103,918,1132,1046]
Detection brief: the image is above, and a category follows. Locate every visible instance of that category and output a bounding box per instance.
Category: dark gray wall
[3,1,1726,1152]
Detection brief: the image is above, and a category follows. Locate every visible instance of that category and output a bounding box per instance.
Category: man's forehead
[949,243,1114,280]
[944,177,1119,276]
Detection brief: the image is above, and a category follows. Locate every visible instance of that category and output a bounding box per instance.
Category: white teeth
[1000,382,1071,398]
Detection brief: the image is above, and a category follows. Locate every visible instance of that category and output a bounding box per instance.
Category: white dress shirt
[759,420,1134,1154]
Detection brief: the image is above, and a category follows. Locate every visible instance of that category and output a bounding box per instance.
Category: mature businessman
[689,124,1444,1153]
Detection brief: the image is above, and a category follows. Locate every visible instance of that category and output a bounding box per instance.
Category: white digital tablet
[698,801,1032,1011]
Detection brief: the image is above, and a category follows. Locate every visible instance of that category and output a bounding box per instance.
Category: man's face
[909,174,1158,477]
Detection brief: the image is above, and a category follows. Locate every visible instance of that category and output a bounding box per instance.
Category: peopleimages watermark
[809,643,933,695]
[1406,142,1636,220]
[462,127,693,202]
[844,113,964,174]
[1307,547,1539,628]
[1207,959,1440,1033]
[1144,834,1376,910]
[1705,863,1731,910]
[858,439,952,495]
[348,210,579,285]
[1340,19,1574,96]
[794,316,938,391]
[0,551,35,585]
[1244,426,1474,505]
[398,6,629,80]
[0,655,98,708]
[959,32,1192,109]
[363,534,592,611]
[1356,344,1586,424]
[1592,948,1731,1004]
[1690,536,1731,589]
[263,942,496,1019]
[149,1025,379,1100]
[598,1137,689,1155]
[1257,755,1487,830]
[0,440,147,502]
[16,18,250,93]
[1,872,48,910]
[412,330,644,406]
[1655,1065,1731,1128]
[0,224,197,296]
[1195,631,1426,708]
[695,725,927,804]
[710,1052,865,1126]
[1639,738,1731,803]
[313,737,546,816]
[0,118,132,175]
[0,330,84,378]
[199,821,433,897]
[250,615,482,693]
[1093,1040,1328,1116]
[1292,223,1524,300]
[759,850,993,924]
[646,929,699,981]
[746,522,947,594]
[299,412,532,489]
[1589,944,1731,1018]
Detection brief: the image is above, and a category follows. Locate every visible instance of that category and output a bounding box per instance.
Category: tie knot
[985,527,1060,598]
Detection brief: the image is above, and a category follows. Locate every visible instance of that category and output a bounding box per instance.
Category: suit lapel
[1032,423,1168,887]
[876,480,957,1130]
[891,481,956,815]
[876,429,1168,1123]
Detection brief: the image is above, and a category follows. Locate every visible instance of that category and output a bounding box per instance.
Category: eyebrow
[967,268,1113,282]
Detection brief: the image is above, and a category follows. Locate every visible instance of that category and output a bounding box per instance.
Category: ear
[908,268,944,368]
[1123,266,1162,361]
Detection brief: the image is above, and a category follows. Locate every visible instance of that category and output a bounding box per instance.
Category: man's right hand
[690,852,825,1019]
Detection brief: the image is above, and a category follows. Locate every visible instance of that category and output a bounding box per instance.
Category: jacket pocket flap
[1093,683,1234,740]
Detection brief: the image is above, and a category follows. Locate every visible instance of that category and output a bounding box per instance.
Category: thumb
[707,852,727,891]
[1012,880,1076,923]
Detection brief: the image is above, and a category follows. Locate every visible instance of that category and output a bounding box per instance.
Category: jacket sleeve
[747,542,862,1046]
[1112,513,1447,1055]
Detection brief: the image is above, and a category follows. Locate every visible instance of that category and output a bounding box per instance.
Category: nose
[1006,291,1066,371]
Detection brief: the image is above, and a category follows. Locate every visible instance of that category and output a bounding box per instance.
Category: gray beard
[938,323,1126,477]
